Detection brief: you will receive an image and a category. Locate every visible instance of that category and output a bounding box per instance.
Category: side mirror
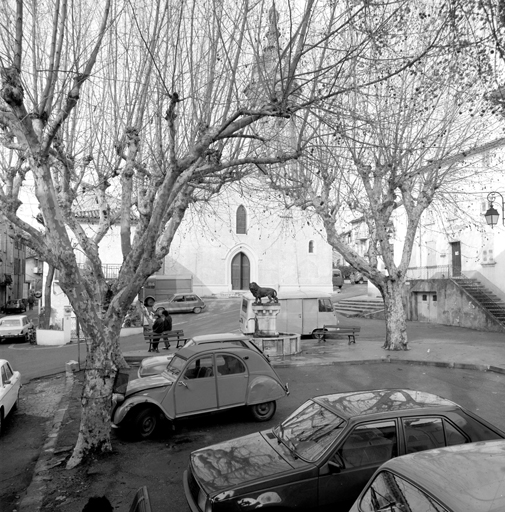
[328,456,344,473]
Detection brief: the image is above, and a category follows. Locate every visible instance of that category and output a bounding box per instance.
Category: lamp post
[484,192,505,228]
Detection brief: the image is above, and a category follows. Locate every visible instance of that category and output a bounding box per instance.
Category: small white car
[0,359,21,433]
[0,315,35,343]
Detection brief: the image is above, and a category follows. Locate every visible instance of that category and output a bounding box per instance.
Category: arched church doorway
[231,252,250,290]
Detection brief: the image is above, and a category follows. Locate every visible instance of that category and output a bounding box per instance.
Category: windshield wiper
[273,425,298,459]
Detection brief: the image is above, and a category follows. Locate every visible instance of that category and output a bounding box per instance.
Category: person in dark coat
[150,312,164,353]
[162,310,173,350]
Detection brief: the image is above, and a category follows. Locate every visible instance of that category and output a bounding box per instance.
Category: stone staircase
[333,297,384,318]
[452,277,505,328]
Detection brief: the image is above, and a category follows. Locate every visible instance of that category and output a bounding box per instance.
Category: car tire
[312,329,326,340]
[132,406,158,439]
[193,307,202,314]
[249,401,276,422]
[0,409,3,435]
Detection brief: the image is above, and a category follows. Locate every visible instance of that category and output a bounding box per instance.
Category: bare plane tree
[263,0,505,350]
[1,0,497,466]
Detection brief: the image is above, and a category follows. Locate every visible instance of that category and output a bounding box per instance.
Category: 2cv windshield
[165,355,187,377]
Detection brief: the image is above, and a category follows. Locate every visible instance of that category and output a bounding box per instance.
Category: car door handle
[178,381,188,388]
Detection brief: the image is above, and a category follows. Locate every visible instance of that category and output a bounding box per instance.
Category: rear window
[359,471,449,512]
[0,319,21,327]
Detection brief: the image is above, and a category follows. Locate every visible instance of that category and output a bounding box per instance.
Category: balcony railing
[76,263,122,279]
[405,265,463,280]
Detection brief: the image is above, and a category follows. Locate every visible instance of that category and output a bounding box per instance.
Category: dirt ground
[37,370,203,512]
[0,374,66,512]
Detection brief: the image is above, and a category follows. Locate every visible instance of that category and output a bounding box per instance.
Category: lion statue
[249,282,278,305]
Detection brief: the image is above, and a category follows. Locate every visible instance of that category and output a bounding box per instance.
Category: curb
[18,372,75,512]
[124,354,505,375]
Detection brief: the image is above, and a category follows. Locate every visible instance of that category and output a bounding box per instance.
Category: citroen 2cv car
[112,342,289,439]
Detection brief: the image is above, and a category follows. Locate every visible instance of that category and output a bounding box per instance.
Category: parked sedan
[112,343,289,439]
[0,359,21,434]
[183,389,505,512]
[138,333,268,378]
[350,440,505,512]
[153,293,206,315]
[0,315,35,343]
[2,299,26,314]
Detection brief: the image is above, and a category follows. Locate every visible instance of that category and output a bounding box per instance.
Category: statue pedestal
[252,304,281,337]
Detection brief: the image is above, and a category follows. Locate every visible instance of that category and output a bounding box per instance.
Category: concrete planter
[36,329,68,346]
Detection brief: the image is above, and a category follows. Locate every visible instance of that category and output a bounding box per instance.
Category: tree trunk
[40,265,55,329]
[381,279,408,350]
[66,331,117,469]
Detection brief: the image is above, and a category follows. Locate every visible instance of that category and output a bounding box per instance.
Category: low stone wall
[36,329,67,346]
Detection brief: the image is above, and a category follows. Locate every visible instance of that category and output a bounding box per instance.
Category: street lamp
[484,192,505,228]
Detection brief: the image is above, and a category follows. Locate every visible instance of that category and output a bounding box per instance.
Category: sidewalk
[122,317,505,374]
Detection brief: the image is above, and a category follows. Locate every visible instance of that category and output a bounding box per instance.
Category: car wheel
[249,401,276,422]
[0,409,3,435]
[193,307,202,314]
[132,406,158,439]
[312,329,326,340]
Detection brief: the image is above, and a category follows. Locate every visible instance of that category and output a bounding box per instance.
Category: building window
[236,205,247,234]
[231,252,250,290]
[308,240,314,253]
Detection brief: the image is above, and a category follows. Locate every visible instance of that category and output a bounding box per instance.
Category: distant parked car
[183,389,505,512]
[350,440,505,512]
[0,359,21,434]
[350,271,367,284]
[153,293,206,314]
[138,333,268,378]
[112,343,289,439]
[2,299,26,314]
[0,315,35,344]
[332,269,343,289]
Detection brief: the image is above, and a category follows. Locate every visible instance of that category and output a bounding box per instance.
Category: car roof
[377,440,505,511]
[191,333,252,343]
[176,343,255,358]
[313,389,457,419]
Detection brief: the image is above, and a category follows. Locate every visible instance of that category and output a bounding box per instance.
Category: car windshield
[165,354,187,377]
[0,319,21,327]
[273,400,346,462]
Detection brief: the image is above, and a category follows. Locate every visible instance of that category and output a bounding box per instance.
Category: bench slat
[144,330,187,349]
[318,325,360,345]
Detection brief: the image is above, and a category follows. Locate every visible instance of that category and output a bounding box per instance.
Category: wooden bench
[129,486,152,512]
[144,329,187,351]
[318,324,360,345]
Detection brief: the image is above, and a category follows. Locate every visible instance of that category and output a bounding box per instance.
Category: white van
[239,290,337,337]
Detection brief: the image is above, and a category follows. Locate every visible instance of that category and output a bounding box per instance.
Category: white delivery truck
[239,290,337,338]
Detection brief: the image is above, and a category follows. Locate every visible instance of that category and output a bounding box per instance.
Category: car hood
[125,374,173,396]
[190,431,295,495]
[139,355,174,376]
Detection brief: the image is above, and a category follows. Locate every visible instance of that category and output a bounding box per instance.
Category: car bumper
[0,333,25,341]
[183,469,203,512]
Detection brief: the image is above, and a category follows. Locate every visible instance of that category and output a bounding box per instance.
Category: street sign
[34,291,42,299]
